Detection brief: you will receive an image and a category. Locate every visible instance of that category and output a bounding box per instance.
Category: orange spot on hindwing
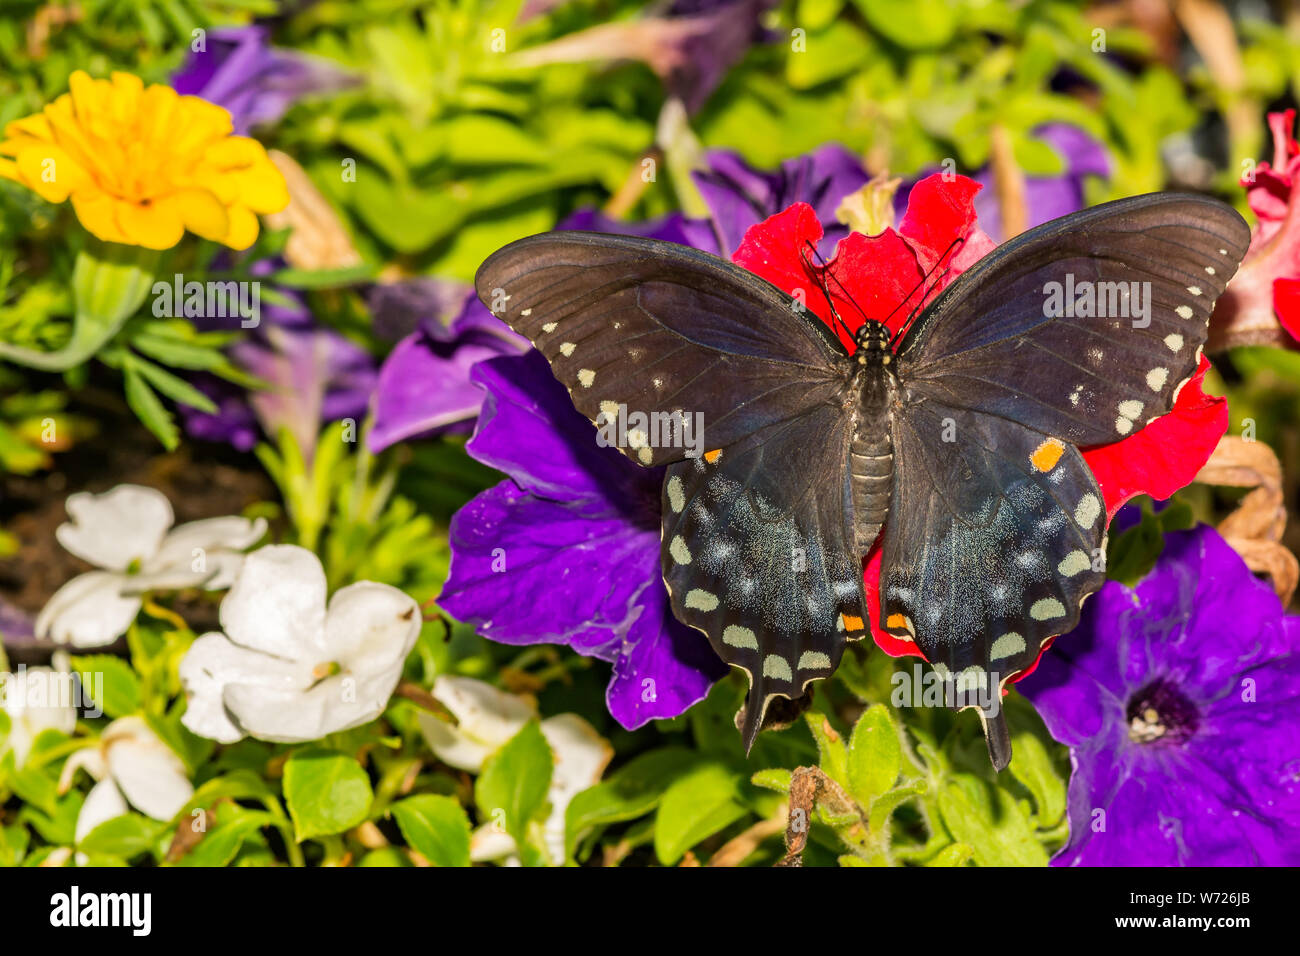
[1030,437,1066,472]
[704,449,722,463]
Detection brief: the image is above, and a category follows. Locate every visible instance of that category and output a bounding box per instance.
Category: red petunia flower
[730,173,1229,666]
[1214,109,1300,343]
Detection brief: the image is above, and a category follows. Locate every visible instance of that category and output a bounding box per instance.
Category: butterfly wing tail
[978,706,1013,772]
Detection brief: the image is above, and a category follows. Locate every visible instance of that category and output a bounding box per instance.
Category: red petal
[1275,277,1300,340]
[898,173,984,272]
[730,201,834,321]
[862,542,924,659]
[828,229,924,339]
[1081,355,1228,520]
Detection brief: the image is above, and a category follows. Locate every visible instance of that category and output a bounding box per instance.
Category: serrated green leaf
[936,774,1048,867]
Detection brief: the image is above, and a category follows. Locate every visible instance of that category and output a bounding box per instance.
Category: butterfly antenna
[887,235,966,347]
[803,239,874,332]
[800,241,855,343]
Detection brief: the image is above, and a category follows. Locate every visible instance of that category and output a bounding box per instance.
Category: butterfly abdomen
[849,363,898,555]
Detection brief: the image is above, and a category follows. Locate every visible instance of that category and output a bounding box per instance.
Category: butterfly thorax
[848,321,897,555]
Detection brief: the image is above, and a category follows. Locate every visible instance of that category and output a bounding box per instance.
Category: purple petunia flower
[1019,526,1300,865]
[438,351,727,728]
[693,143,871,257]
[172,25,356,135]
[368,295,528,452]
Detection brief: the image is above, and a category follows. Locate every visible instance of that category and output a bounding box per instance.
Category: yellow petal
[170,188,230,242]
[0,158,19,183]
[15,143,88,202]
[222,205,260,251]
[71,191,129,244]
[204,136,266,170]
[115,197,184,250]
[5,112,54,141]
[234,161,289,214]
[68,71,105,125]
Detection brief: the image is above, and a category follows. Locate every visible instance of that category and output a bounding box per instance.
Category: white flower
[178,545,421,744]
[0,666,77,766]
[35,484,266,648]
[59,717,193,850]
[419,676,612,865]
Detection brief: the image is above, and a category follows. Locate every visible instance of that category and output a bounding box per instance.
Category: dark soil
[0,382,274,659]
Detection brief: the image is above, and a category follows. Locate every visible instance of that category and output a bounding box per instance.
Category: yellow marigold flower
[0,71,289,251]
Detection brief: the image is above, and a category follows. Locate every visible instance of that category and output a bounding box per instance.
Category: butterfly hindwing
[897,193,1250,446]
[475,232,849,467]
[660,400,868,747]
[881,394,1107,702]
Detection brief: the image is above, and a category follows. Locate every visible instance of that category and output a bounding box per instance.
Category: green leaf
[654,763,748,865]
[936,774,1049,867]
[750,768,793,793]
[68,655,142,718]
[847,704,901,807]
[0,240,158,370]
[391,794,472,867]
[175,808,277,867]
[474,720,553,846]
[122,363,178,450]
[269,264,376,289]
[804,711,850,789]
[565,748,700,861]
[125,353,218,413]
[924,843,975,867]
[283,748,374,842]
[853,0,958,49]
[867,779,926,835]
[79,812,167,860]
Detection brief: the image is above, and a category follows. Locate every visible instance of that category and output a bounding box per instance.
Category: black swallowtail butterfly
[475,194,1249,769]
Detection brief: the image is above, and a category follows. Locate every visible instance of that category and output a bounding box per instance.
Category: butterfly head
[853,320,893,364]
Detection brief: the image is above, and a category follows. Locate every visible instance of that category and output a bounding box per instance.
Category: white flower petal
[178,632,305,744]
[102,717,193,820]
[435,676,536,744]
[323,581,421,673]
[225,675,378,743]
[469,823,519,862]
[35,571,141,648]
[419,677,536,773]
[1,667,78,766]
[219,545,326,659]
[148,516,268,589]
[56,485,173,571]
[76,779,129,845]
[539,714,612,864]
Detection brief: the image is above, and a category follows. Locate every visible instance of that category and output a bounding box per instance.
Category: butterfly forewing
[898,194,1250,446]
[474,232,849,467]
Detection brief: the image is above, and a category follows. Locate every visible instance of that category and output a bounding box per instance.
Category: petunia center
[1126,679,1200,745]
